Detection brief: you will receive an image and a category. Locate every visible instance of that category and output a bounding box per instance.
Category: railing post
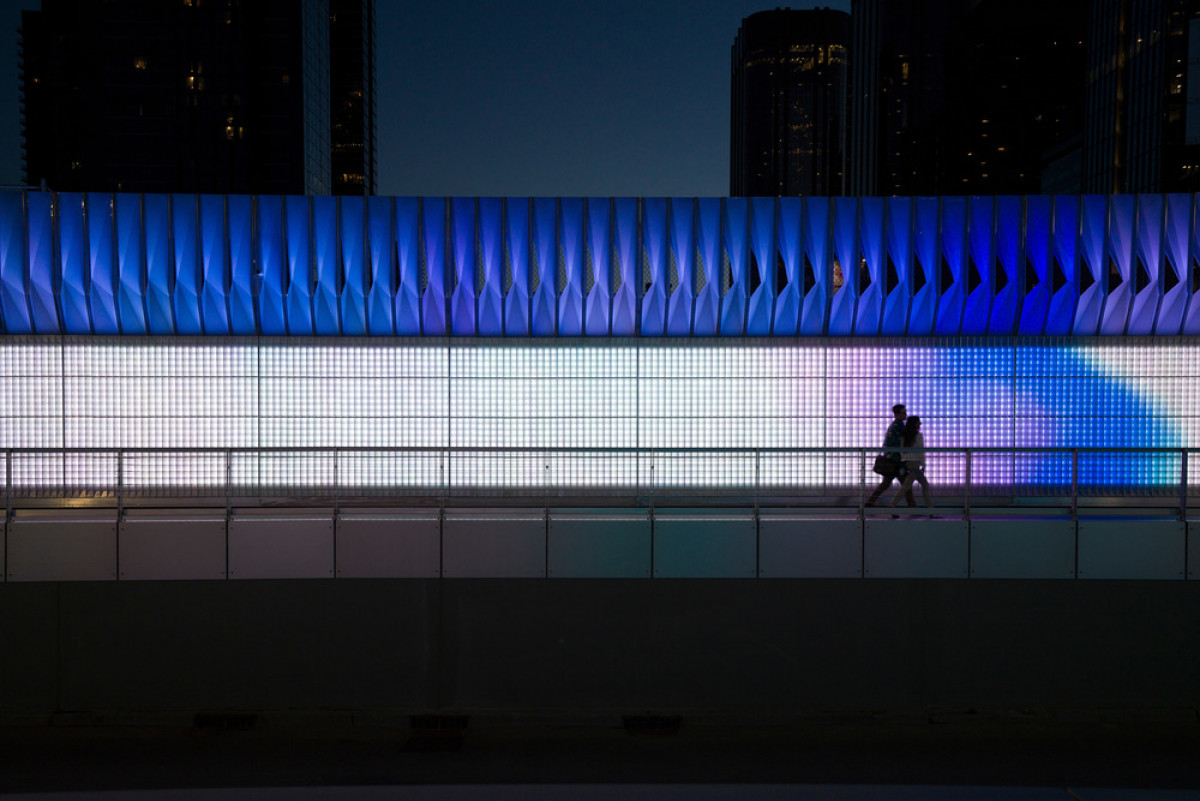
[1070,449,1079,520]
[964,449,971,520]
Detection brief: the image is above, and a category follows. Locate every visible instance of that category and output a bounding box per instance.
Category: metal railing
[3,446,1196,519]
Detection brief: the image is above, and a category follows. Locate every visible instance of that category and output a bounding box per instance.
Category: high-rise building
[20,0,374,195]
[330,0,376,195]
[848,0,1086,196]
[1084,0,1200,193]
[730,7,849,197]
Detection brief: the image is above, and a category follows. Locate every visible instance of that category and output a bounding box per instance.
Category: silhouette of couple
[866,403,933,509]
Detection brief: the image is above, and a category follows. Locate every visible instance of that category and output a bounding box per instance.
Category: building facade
[20,0,374,195]
[731,8,849,197]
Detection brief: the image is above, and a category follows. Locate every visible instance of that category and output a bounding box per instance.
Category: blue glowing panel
[171,194,202,335]
[855,198,884,335]
[142,195,172,334]
[114,194,147,334]
[695,198,721,336]
[641,197,668,336]
[88,193,120,335]
[800,197,830,336]
[881,197,911,335]
[991,196,1021,334]
[477,197,504,336]
[227,195,255,335]
[1157,194,1190,335]
[909,197,938,335]
[366,197,395,335]
[1045,195,1078,335]
[773,197,801,336]
[559,197,585,335]
[1128,194,1162,335]
[1100,194,1134,334]
[531,198,557,336]
[58,193,90,333]
[962,196,993,335]
[1187,195,1200,335]
[612,198,638,336]
[503,198,531,336]
[450,197,477,336]
[256,196,287,336]
[746,197,775,336]
[828,197,857,336]
[27,192,58,333]
[421,197,447,336]
[936,197,966,334]
[312,196,339,335]
[286,196,315,335]
[395,197,421,335]
[720,197,749,335]
[667,197,696,336]
[585,198,612,336]
[1075,195,1106,335]
[339,196,367,336]
[199,195,229,335]
[0,192,28,332]
[1019,196,1051,335]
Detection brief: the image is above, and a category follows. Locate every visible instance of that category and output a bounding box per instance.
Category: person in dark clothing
[890,415,933,508]
[865,403,916,507]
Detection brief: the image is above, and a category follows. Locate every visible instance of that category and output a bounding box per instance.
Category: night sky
[0,0,850,196]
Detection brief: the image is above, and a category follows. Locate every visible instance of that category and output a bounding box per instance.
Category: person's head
[892,403,906,421]
[903,415,921,445]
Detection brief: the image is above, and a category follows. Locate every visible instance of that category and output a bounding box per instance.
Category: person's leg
[889,474,914,506]
[865,474,893,505]
[915,468,932,507]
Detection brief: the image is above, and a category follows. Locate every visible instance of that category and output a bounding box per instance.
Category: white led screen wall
[1,337,1199,495]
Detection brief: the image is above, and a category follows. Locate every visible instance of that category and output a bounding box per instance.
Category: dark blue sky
[0,0,850,196]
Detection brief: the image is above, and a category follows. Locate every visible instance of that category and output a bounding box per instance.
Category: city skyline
[0,0,850,197]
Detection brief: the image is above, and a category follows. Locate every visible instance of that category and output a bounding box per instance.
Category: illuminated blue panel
[1100,194,1134,334]
[171,194,202,335]
[1019,196,1051,335]
[227,195,255,335]
[58,192,91,333]
[531,198,556,336]
[881,197,911,335]
[1186,197,1200,335]
[0,192,28,332]
[667,197,696,336]
[695,198,721,336]
[199,195,229,335]
[1045,195,1078,335]
[991,196,1021,334]
[450,197,476,336]
[962,196,992,335]
[312,196,339,335]
[909,197,938,335]
[142,195,172,334]
[394,197,421,335]
[366,196,395,335]
[855,197,885,335]
[1158,193,1190,335]
[1128,194,1162,335]
[421,198,447,336]
[477,197,504,336]
[936,197,966,334]
[746,196,775,336]
[1075,195,1106,335]
[720,197,749,335]
[773,197,801,336]
[828,197,857,336]
[641,197,668,336]
[585,198,612,336]
[339,196,367,336]
[27,192,58,333]
[559,197,584,335]
[503,198,530,336]
[256,196,287,336]
[800,197,830,336]
[89,191,120,333]
[612,198,638,336]
[286,196,315,335]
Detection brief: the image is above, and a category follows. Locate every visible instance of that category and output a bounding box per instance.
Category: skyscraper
[1084,0,1200,193]
[20,0,374,195]
[330,0,376,195]
[730,7,850,197]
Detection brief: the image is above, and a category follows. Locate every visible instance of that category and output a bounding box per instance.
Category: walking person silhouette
[866,403,915,507]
